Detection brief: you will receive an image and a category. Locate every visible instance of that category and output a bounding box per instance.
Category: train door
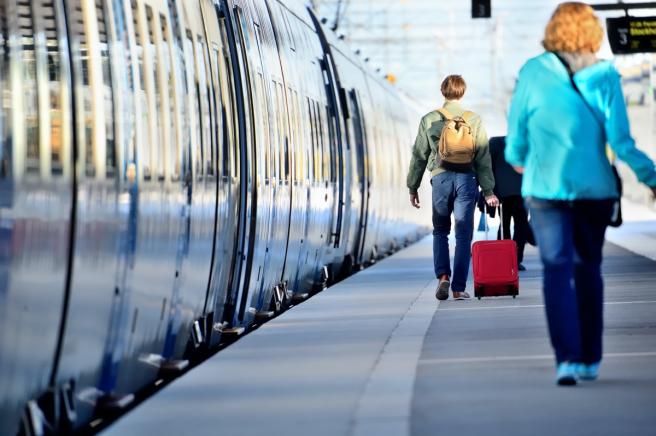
[216,0,258,330]
[196,0,240,346]
[156,0,214,366]
[0,1,74,434]
[348,89,370,267]
[248,1,292,318]
[90,0,187,404]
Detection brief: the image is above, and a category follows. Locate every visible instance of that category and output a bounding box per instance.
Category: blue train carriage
[0,0,430,434]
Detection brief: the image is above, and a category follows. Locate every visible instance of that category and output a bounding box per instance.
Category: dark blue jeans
[431,172,478,292]
[527,198,613,365]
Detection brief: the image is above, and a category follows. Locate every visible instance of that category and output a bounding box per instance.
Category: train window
[291,89,303,182]
[271,80,281,182]
[316,101,330,182]
[276,82,289,181]
[197,38,214,177]
[306,98,313,182]
[254,72,269,182]
[212,45,228,178]
[67,3,97,178]
[218,18,238,179]
[16,1,39,174]
[42,11,63,176]
[308,98,320,182]
[131,0,151,181]
[97,0,116,179]
[184,31,202,180]
[159,13,176,181]
[145,5,162,180]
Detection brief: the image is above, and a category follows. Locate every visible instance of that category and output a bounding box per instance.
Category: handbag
[609,164,623,227]
[553,53,623,227]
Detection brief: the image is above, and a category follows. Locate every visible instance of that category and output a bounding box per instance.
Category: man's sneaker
[518,263,526,271]
[453,291,470,300]
[435,279,450,301]
[556,362,578,386]
[576,362,600,381]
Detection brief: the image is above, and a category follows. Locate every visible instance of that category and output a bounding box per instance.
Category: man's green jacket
[406,101,495,197]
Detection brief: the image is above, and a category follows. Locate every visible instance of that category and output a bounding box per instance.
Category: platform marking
[438,300,656,311]
[350,278,438,436]
[419,351,656,366]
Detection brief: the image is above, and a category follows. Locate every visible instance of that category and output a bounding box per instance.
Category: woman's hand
[513,166,524,174]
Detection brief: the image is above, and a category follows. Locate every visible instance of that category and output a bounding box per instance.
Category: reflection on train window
[316,101,329,182]
[271,80,280,182]
[159,14,180,181]
[218,18,238,178]
[44,7,63,176]
[255,72,269,182]
[132,0,151,181]
[159,13,174,182]
[325,104,336,183]
[98,0,116,179]
[20,2,39,174]
[146,5,160,181]
[184,31,202,180]
[212,46,228,178]
[197,38,213,177]
[68,3,96,178]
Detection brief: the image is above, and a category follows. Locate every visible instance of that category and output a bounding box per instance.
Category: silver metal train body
[0,0,430,433]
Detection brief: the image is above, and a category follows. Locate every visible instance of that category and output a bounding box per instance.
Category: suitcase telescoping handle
[483,202,504,241]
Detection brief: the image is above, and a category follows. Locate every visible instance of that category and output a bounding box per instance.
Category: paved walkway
[104,202,656,436]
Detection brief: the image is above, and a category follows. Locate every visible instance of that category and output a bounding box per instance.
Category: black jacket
[489,136,522,199]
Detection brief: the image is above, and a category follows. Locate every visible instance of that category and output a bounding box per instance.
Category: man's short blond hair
[441,75,466,100]
[543,2,603,53]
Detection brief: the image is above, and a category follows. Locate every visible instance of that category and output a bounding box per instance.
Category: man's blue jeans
[527,198,613,365]
[431,172,478,292]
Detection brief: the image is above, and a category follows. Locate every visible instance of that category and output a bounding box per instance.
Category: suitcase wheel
[477,296,481,300]
[513,295,516,299]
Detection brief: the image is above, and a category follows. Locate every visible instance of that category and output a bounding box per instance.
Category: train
[0,0,431,434]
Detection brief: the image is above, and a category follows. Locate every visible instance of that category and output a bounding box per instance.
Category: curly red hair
[543,2,603,53]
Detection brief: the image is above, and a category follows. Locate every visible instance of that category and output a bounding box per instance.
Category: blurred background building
[311,0,656,204]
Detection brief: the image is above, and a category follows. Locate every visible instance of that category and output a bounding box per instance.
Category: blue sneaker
[556,362,578,386]
[576,362,600,381]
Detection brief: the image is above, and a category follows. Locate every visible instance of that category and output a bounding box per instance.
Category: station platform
[104,201,656,436]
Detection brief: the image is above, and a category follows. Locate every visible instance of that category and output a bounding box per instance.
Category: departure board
[607,16,656,54]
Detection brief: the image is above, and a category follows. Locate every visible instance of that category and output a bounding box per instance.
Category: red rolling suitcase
[472,205,519,299]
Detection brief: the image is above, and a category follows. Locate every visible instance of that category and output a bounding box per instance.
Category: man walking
[407,75,498,300]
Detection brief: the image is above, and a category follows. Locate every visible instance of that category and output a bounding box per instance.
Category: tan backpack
[436,108,476,168]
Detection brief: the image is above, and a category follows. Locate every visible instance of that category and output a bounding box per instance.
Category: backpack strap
[461,111,474,122]
[437,108,452,120]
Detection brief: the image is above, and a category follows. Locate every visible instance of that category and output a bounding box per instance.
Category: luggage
[472,205,519,299]
[436,108,476,172]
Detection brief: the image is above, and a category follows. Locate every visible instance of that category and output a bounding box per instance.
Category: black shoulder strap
[552,52,602,128]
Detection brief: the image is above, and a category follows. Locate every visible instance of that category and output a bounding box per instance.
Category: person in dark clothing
[488,136,533,270]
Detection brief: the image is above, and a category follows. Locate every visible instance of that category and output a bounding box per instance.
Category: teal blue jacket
[506,52,656,200]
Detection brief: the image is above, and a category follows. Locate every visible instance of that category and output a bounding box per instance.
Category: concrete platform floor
[104,211,656,436]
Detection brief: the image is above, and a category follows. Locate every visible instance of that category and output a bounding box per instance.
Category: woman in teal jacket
[506,2,656,386]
